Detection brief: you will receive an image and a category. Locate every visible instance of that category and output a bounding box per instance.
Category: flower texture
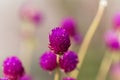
[61,18,82,44]
[39,51,57,71]
[59,51,78,73]
[49,27,71,55]
[104,30,120,50]
[3,56,24,80]
[112,12,120,29]
[63,77,76,80]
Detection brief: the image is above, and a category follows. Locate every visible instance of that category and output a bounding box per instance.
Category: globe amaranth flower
[112,12,120,29]
[49,27,71,55]
[3,56,25,80]
[61,17,77,36]
[60,18,81,43]
[63,77,76,80]
[39,51,57,71]
[0,77,8,80]
[61,17,82,44]
[104,30,120,50]
[20,4,43,25]
[59,51,78,73]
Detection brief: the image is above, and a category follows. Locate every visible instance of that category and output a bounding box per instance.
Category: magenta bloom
[0,77,8,80]
[20,4,42,25]
[39,51,57,71]
[63,77,76,80]
[112,12,120,29]
[61,18,77,36]
[49,27,71,55]
[3,56,24,80]
[59,51,78,73]
[104,30,120,50]
[61,18,82,44]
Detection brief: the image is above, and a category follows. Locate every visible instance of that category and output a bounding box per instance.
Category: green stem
[70,0,107,78]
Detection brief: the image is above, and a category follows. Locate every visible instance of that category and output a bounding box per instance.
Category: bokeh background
[0,0,120,80]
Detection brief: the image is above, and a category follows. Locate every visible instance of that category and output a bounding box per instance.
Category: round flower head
[20,4,42,25]
[49,27,71,55]
[59,51,78,73]
[39,51,57,71]
[63,77,76,80]
[61,18,77,36]
[0,77,8,80]
[20,74,31,80]
[61,18,82,44]
[3,56,24,80]
[110,62,120,80]
[104,30,120,50]
[112,12,120,29]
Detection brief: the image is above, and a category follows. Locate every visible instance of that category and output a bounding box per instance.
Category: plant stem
[96,51,116,80]
[54,68,60,80]
[70,0,107,78]
[54,55,60,80]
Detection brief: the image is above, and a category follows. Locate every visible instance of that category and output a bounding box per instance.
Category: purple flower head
[110,62,120,75]
[63,77,76,80]
[20,4,43,25]
[3,56,24,79]
[61,17,77,36]
[39,51,57,71]
[59,51,78,73]
[104,30,120,50]
[61,17,82,44]
[112,12,120,29]
[20,74,32,80]
[49,27,71,55]
[0,77,8,80]
[31,11,43,26]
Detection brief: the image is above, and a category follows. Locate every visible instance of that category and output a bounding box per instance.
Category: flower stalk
[54,55,60,80]
[70,0,107,78]
[54,68,60,80]
[96,51,117,80]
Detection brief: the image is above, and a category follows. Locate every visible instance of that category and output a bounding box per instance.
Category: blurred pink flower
[19,4,43,26]
[112,12,120,29]
[104,30,120,50]
[60,17,82,44]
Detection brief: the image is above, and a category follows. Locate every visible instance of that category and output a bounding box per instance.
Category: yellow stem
[54,69,60,80]
[70,0,107,78]
[96,51,115,80]
[112,52,120,62]
[54,55,60,80]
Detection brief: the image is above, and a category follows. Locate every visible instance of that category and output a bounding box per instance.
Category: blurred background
[0,0,120,80]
